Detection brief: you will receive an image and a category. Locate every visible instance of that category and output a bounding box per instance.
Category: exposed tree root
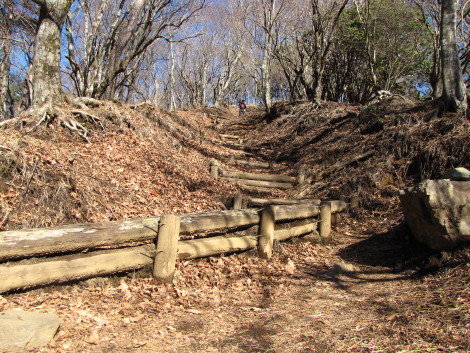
[71,97,102,110]
[368,90,412,105]
[0,95,107,142]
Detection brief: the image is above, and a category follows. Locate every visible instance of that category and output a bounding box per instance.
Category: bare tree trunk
[200,63,208,107]
[169,39,177,111]
[153,75,161,106]
[29,0,73,109]
[439,0,467,112]
[260,0,276,113]
[261,33,272,112]
[0,0,13,119]
[0,35,12,120]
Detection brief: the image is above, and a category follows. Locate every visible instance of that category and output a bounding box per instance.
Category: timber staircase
[210,122,311,209]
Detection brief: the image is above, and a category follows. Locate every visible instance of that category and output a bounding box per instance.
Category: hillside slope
[0,102,239,230]
[233,98,469,212]
[0,100,469,352]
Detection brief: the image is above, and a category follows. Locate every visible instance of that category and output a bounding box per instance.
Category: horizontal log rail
[0,245,156,294]
[0,201,349,293]
[0,209,260,262]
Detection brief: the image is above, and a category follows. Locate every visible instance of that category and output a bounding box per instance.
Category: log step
[239,186,277,195]
[219,134,241,140]
[221,177,294,189]
[247,198,321,206]
[222,143,261,153]
[232,159,272,169]
[220,169,296,183]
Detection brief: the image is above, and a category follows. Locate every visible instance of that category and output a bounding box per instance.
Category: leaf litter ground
[0,100,469,352]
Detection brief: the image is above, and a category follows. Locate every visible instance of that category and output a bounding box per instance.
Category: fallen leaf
[186,309,204,315]
[93,316,110,326]
[86,330,100,345]
[62,342,72,350]
[124,314,145,323]
[386,313,400,321]
[119,280,132,300]
[285,259,296,274]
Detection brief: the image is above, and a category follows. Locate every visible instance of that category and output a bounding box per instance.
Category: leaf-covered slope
[236,99,469,211]
[0,103,238,230]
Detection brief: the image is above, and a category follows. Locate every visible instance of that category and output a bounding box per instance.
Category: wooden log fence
[0,201,348,293]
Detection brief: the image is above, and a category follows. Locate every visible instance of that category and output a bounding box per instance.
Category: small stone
[331,262,356,275]
[0,310,60,352]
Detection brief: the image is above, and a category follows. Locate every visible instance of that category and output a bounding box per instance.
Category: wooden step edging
[221,143,261,153]
[232,159,271,169]
[221,177,294,189]
[246,197,321,207]
[220,169,296,183]
[209,162,306,188]
[0,201,347,293]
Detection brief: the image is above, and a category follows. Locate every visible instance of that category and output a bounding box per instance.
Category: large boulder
[399,179,470,250]
[0,310,60,352]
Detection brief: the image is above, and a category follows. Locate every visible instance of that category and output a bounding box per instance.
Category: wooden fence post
[319,201,332,244]
[258,205,275,259]
[297,166,306,185]
[350,196,360,210]
[209,160,220,180]
[233,193,243,210]
[153,215,180,284]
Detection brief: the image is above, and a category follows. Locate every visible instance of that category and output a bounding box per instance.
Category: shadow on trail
[302,222,439,290]
[338,221,436,268]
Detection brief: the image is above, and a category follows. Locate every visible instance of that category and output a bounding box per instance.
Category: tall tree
[415,0,442,97]
[439,0,467,112]
[0,0,14,119]
[29,0,73,109]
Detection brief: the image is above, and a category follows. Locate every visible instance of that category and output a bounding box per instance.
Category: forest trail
[0,104,468,353]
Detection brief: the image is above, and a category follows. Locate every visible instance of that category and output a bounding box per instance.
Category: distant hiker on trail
[238,100,247,116]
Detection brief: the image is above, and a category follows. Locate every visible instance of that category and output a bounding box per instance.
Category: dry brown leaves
[0,103,239,230]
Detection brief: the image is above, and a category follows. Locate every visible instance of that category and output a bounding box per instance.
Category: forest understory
[0,99,469,352]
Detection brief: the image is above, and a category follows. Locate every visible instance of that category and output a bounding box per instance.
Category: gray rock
[400,179,470,250]
[0,310,60,352]
[442,167,470,181]
[331,262,356,275]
